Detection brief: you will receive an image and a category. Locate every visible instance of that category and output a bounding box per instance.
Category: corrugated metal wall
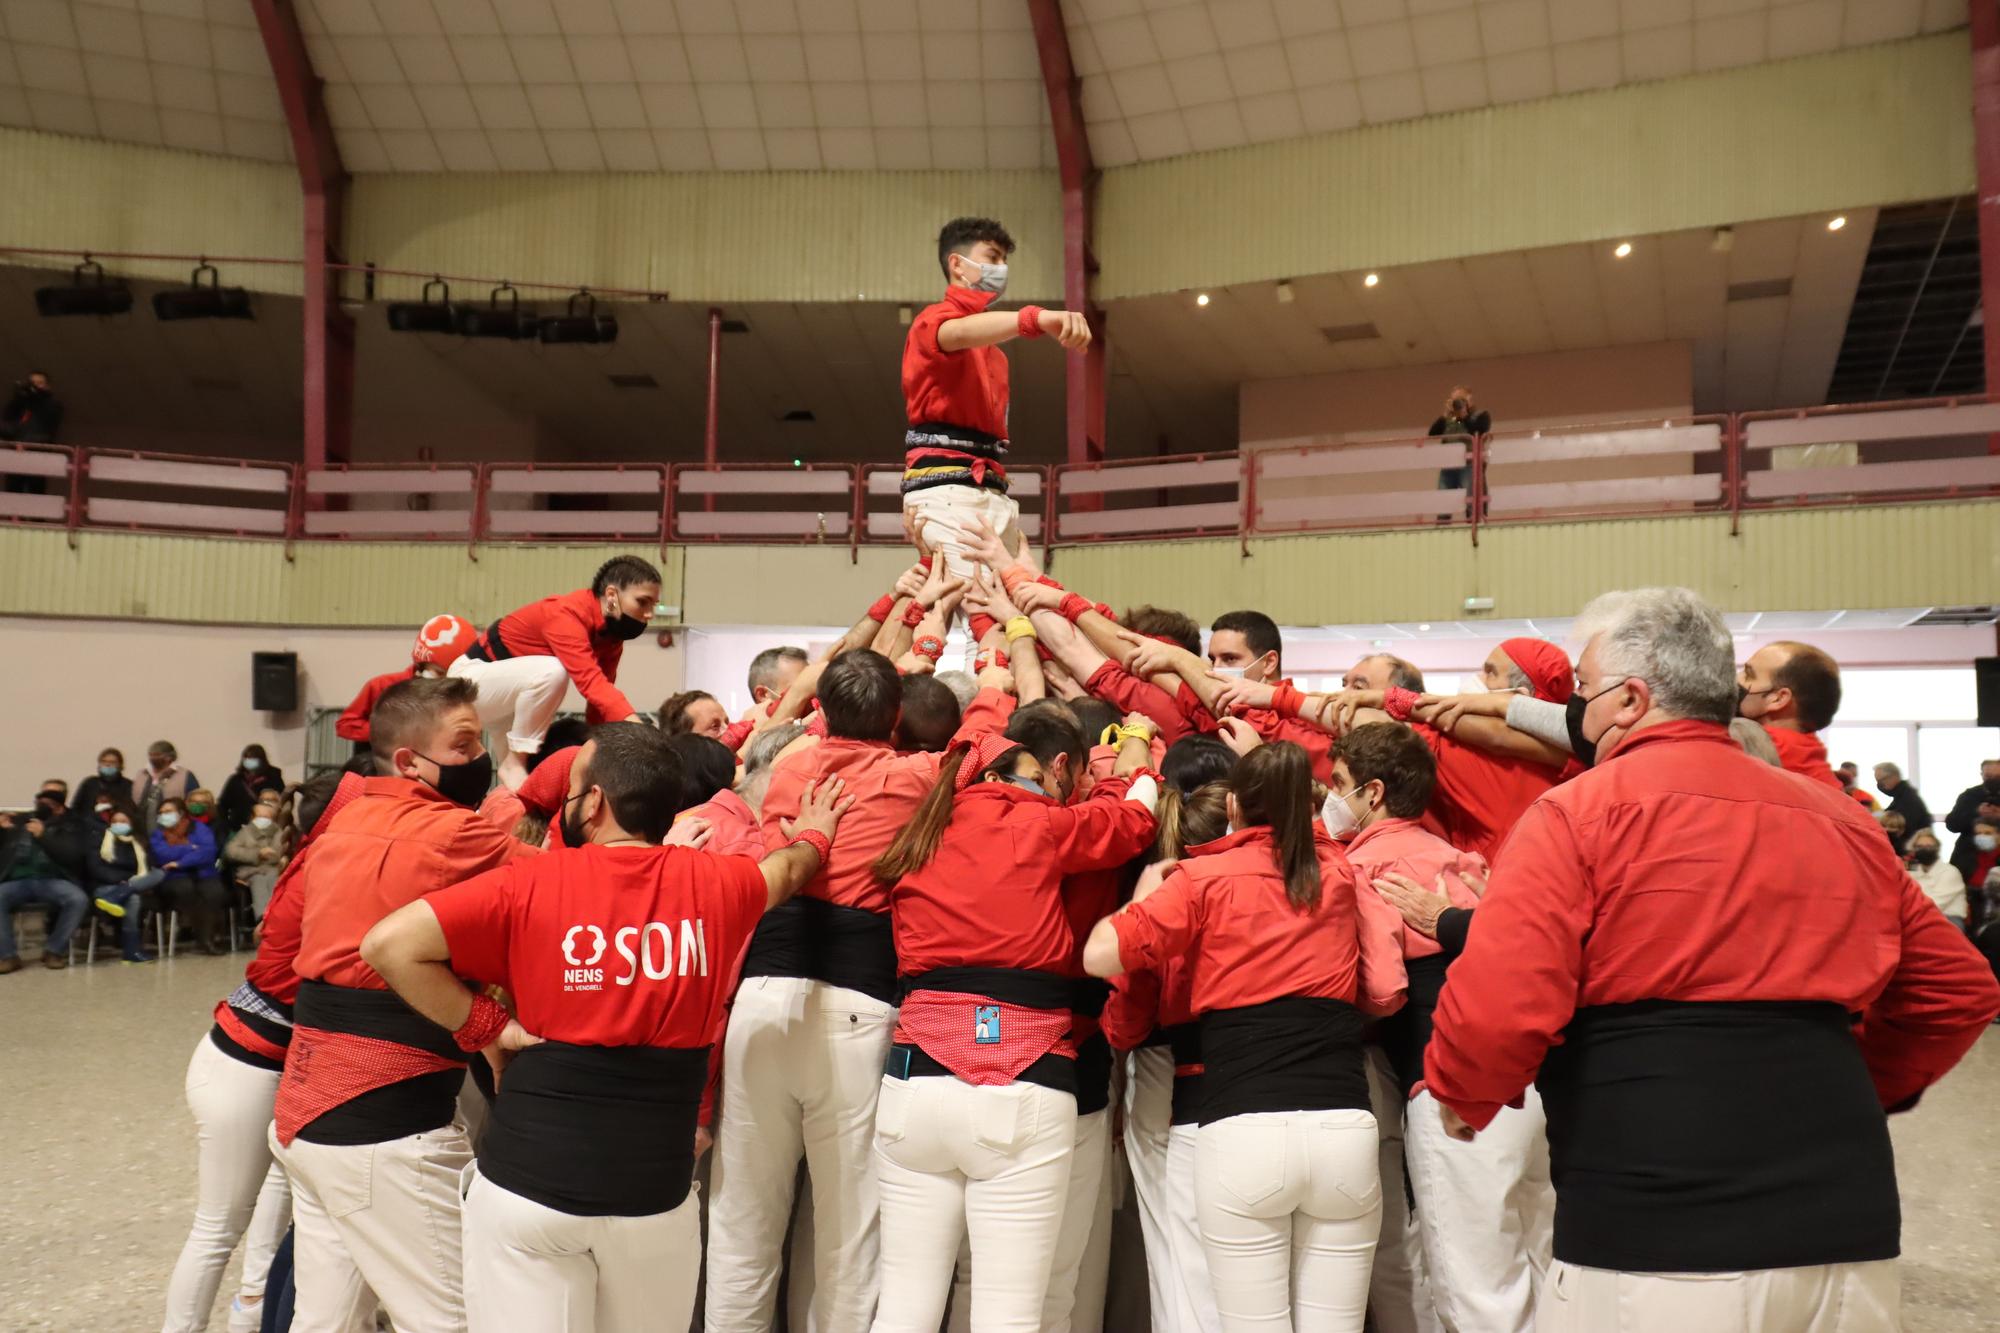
[346,170,1064,305]
[1095,35,1975,300]
[681,545,914,625]
[1046,502,2000,625]
[0,128,302,294]
[0,531,684,627]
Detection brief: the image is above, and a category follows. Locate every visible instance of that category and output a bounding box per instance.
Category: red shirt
[1086,662,1198,747]
[679,789,765,858]
[427,844,767,1049]
[483,588,636,724]
[1113,827,1407,1018]
[1766,724,1843,790]
[294,778,536,989]
[1414,722,1562,863]
[336,666,415,742]
[1424,720,2000,1129]
[902,285,1010,441]
[1100,951,1198,1051]
[890,778,1158,977]
[1340,817,1486,962]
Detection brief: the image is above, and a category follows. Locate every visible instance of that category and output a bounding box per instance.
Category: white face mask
[1211,665,1247,680]
[157,811,182,829]
[1320,786,1369,840]
[94,803,112,815]
[1978,834,1998,852]
[252,816,274,830]
[956,254,1008,296]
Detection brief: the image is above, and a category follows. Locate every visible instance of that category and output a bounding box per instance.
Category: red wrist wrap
[1059,593,1093,623]
[1272,684,1306,718]
[902,600,929,628]
[1017,305,1046,338]
[454,993,510,1053]
[914,635,945,662]
[1095,602,1114,621]
[969,613,998,643]
[1384,687,1420,722]
[790,829,831,866]
[867,594,896,623]
[1037,574,1064,591]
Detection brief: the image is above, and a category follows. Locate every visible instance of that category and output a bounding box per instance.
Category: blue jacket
[150,821,218,875]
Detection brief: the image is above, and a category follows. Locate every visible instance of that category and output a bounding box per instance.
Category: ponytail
[873,749,968,882]
[1154,780,1230,862]
[1232,744,1320,909]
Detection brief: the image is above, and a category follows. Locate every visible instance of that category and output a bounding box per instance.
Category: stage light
[454,282,538,339]
[1613,242,1633,258]
[1196,292,1210,307]
[1363,272,1380,287]
[387,277,455,333]
[35,259,132,317]
[539,289,618,344]
[153,262,253,321]
[1827,215,1847,231]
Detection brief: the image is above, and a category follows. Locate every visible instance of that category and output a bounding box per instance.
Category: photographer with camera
[1,370,62,444]
[1428,384,1490,516]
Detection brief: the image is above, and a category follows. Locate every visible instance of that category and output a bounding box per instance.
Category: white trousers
[1195,1109,1382,1333]
[705,976,897,1333]
[162,1035,293,1333]
[1123,1048,1184,1332]
[447,654,569,762]
[1535,1258,1900,1333]
[1168,1122,1225,1332]
[1364,1048,1445,1333]
[270,1119,473,1333]
[1404,1087,1555,1333]
[1041,1106,1114,1332]
[871,1074,1077,1333]
[903,483,1021,578]
[461,1164,701,1333]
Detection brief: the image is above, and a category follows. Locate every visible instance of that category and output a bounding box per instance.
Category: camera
[1449,395,1469,416]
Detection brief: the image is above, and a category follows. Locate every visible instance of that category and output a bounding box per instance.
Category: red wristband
[1383,687,1420,722]
[454,993,511,1053]
[1096,603,1115,621]
[1037,574,1064,591]
[902,600,929,628]
[790,829,831,867]
[867,594,896,623]
[1272,684,1306,719]
[969,613,998,643]
[914,635,945,662]
[1017,305,1046,338]
[1058,593,1093,623]
[1036,641,1055,663]
[999,565,1033,592]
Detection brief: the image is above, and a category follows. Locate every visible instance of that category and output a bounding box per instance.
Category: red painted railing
[5,398,1996,550]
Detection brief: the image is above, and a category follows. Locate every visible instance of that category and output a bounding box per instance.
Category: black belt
[899,966,1073,1012]
[464,622,511,664]
[886,1042,1077,1099]
[740,895,897,1003]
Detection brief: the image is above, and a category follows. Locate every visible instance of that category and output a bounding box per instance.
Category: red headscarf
[952,733,1022,791]
[1499,638,1574,704]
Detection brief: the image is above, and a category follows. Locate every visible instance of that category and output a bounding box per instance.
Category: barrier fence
[1,396,1992,551]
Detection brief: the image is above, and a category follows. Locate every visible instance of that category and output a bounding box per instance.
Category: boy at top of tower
[900,215,1091,575]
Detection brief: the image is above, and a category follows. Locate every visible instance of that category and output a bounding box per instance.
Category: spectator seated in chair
[148,796,229,955]
[0,783,93,972]
[218,744,286,845]
[89,798,164,963]
[224,794,289,921]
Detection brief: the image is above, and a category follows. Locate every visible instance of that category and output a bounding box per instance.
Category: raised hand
[894,563,930,601]
[782,776,855,845]
[1039,309,1093,351]
[1210,674,1276,715]
[1217,717,1263,758]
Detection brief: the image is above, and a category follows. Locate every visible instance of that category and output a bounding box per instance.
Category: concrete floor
[3,953,1998,1331]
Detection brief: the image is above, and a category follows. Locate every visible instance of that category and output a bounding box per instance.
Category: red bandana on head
[952,733,1023,791]
[1500,638,1575,704]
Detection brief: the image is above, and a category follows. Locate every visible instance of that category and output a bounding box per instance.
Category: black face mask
[1911,848,1940,867]
[559,792,589,849]
[1565,684,1623,768]
[33,796,61,818]
[601,609,650,641]
[416,751,494,809]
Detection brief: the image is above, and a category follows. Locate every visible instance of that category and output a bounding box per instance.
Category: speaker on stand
[253,651,299,713]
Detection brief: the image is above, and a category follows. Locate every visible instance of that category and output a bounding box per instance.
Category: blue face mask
[1005,775,1049,798]
[99,765,120,779]
[157,811,182,829]
[242,757,262,772]
[110,822,133,837]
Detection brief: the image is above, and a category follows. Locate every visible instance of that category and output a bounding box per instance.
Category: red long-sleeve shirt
[1165,677,1338,782]
[1113,827,1407,1018]
[335,666,416,742]
[1086,662,1197,746]
[481,588,637,724]
[1415,723,1564,863]
[1424,720,2000,1130]
[1341,817,1486,962]
[1765,724,1843,790]
[890,777,1158,977]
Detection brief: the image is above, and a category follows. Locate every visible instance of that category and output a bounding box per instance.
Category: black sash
[1198,997,1368,1126]
[291,980,466,1146]
[740,895,897,1003]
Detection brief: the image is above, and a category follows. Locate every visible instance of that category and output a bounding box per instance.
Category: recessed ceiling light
[1195,292,1210,306]
[1614,242,1633,258]
[1417,623,1432,632]
[1827,215,1847,231]
[1363,272,1380,287]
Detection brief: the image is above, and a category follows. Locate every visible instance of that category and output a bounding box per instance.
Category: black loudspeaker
[1977,657,2000,728]
[253,651,299,712]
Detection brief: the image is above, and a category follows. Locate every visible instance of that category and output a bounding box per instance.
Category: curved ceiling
[0,0,1965,172]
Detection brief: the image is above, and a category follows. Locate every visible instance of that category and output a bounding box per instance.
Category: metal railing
[2,396,1993,552]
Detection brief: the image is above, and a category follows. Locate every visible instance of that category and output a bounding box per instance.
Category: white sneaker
[227,1295,263,1333]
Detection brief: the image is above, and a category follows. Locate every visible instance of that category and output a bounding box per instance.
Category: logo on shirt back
[558,918,710,991]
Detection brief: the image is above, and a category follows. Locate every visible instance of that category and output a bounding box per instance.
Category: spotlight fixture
[386,277,455,333]
[153,262,253,321]
[1363,272,1380,287]
[454,282,537,339]
[1827,215,1847,231]
[1613,242,1633,258]
[539,289,618,344]
[35,258,133,317]
[1196,292,1210,307]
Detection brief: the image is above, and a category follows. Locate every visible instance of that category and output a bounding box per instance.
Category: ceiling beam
[251,0,352,470]
[1026,0,1107,466]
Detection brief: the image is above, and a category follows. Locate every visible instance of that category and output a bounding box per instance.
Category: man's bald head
[1739,641,1841,733]
[1345,654,1424,693]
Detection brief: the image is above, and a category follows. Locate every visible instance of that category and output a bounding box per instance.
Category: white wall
[0,615,683,797]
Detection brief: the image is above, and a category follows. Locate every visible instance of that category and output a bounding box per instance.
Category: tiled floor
[3,953,1998,1331]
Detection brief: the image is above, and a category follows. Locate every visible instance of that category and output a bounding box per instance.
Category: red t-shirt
[427,843,767,1049]
[902,285,1009,440]
[1765,725,1844,791]
[336,666,415,742]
